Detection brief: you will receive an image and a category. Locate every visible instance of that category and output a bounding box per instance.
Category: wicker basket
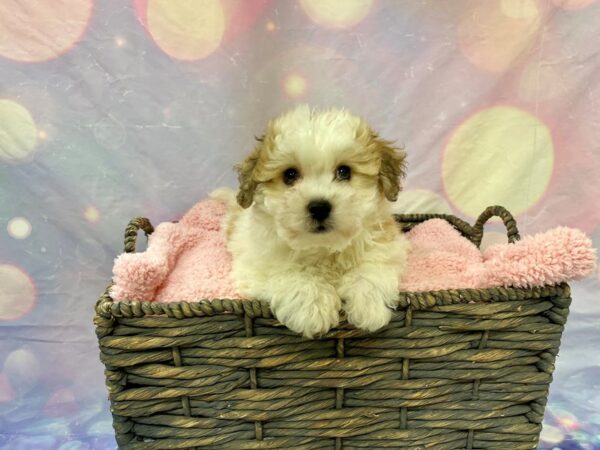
[95,206,570,450]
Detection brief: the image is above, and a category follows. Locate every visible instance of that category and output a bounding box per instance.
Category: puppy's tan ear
[235,136,263,208]
[376,137,407,201]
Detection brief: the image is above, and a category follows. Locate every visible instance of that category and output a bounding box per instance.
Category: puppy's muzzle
[307,200,332,221]
[307,200,332,233]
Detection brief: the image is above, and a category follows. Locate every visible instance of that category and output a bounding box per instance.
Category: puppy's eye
[283,167,300,185]
[335,165,351,181]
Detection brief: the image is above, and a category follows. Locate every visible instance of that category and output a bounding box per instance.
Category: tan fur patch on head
[235,126,278,208]
[235,139,261,208]
[354,122,407,201]
[377,137,407,201]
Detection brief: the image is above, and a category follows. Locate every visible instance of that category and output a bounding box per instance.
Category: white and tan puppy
[213,105,409,338]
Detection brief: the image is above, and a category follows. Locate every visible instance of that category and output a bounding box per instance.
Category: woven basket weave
[94,206,570,449]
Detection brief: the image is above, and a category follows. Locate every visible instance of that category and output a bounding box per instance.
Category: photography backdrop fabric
[1,1,600,449]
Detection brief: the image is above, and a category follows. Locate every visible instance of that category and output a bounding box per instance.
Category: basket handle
[471,206,520,247]
[123,217,154,253]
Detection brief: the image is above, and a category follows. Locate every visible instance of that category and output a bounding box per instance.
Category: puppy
[213,105,409,338]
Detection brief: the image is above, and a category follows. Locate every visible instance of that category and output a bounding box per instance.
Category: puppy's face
[236,106,406,251]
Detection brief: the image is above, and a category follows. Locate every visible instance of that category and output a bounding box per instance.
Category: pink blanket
[111,199,596,302]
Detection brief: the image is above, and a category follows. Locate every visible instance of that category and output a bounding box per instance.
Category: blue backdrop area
[0,1,599,449]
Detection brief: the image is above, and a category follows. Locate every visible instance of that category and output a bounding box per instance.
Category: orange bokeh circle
[0,0,93,63]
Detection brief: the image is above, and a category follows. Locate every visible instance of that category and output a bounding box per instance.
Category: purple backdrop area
[0,1,599,449]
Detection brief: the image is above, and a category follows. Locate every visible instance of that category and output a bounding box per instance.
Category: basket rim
[96,283,570,321]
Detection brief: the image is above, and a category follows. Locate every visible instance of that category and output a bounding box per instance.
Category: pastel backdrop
[0,0,599,448]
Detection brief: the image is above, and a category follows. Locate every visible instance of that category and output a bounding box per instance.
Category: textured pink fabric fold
[110,200,596,302]
[110,199,240,302]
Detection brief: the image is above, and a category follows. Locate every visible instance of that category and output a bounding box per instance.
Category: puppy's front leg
[265,272,341,339]
[337,264,399,333]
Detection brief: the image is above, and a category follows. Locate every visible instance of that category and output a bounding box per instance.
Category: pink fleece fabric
[110,200,597,302]
[111,199,240,302]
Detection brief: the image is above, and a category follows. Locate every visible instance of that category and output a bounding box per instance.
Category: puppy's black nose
[307,200,332,222]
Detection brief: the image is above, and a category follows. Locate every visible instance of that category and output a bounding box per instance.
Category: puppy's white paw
[344,293,393,332]
[270,284,341,339]
[338,274,398,333]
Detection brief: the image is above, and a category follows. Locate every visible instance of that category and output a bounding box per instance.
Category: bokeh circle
[0,0,93,62]
[0,100,38,163]
[300,0,373,29]
[3,347,41,395]
[500,0,539,18]
[44,387,79,417]
[7,217,32,239]
[539,423,565,445]
[0,264,37,321]
[282,72,308,99]
[147,0,225,61]
[458,1,541,72]
[443,106,554,217]
[84,207,101,223]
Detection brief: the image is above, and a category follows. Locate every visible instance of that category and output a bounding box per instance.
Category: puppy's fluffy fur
[213,105,409,338]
